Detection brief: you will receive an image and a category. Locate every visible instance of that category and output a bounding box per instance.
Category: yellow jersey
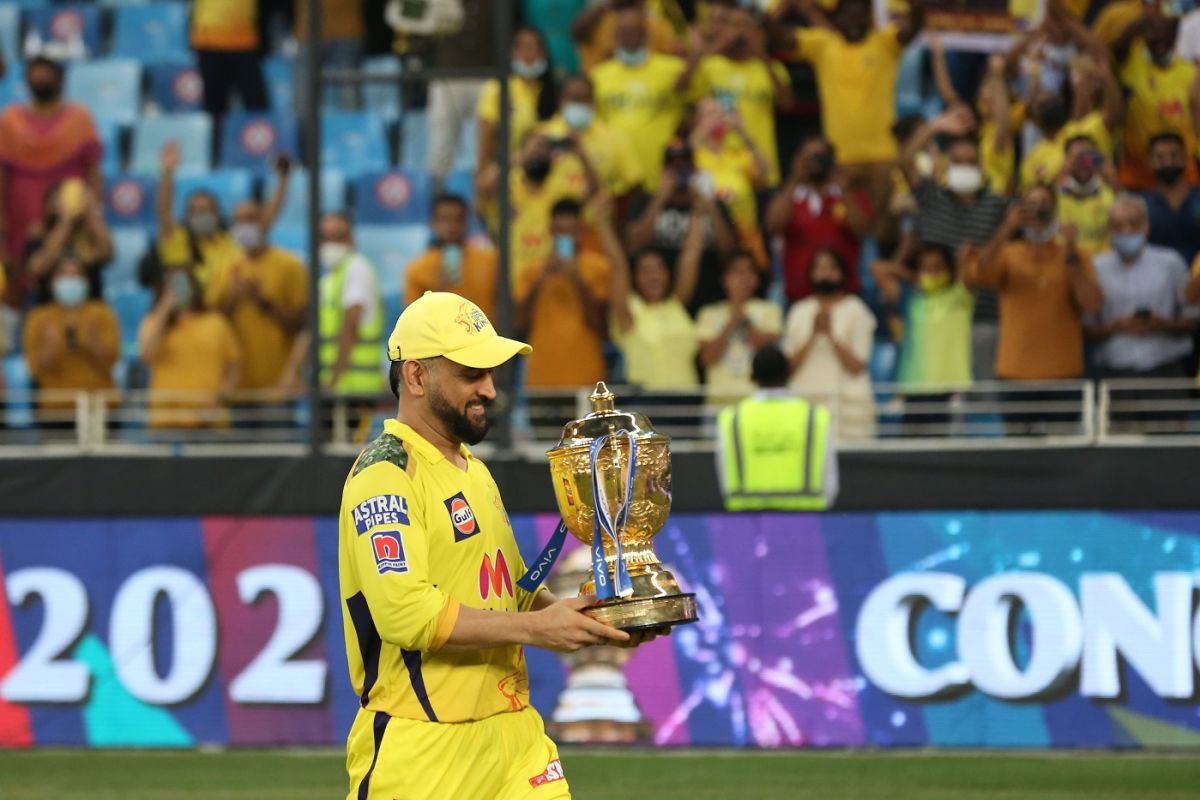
[338,419,540,724]
[591,52,689,189]
[1118,46,1199,190]
[693,56,790,184]
[1057,183,1114,256]
[535,115,645,197]
[476,77,542,160]
[157,227,243,302]
[793,26,903,164]
[1019,111,1112,191]
[191,0,258,50]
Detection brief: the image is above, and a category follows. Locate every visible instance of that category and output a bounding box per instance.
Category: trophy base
[585,592,698,632]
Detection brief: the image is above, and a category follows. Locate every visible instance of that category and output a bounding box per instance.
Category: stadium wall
[1,510,1199,749]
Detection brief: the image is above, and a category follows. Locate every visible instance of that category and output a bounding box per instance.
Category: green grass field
[1,749,1198,800]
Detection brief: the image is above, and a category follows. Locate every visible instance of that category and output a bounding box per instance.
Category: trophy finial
[590,381,616,413]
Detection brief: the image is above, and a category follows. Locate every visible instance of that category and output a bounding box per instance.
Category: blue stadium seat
[96,117,122,174]
[65,58,142,127]
[2,354,33,430]
[172,169,253,218]
[106,287,153,352]
[363,56,403,122]
[104,173,156,228]
[354,224,430,298]
[265,167,347,228]
[353,170,432,225]
[453,117,477,172]
[268,225,307,259]
[105,228,150,295]
[24,5,102,59]
[262,56,294,114]
[219,111,298,175]
[399,110,427,171]
[130,113,212,175]
[443,169,475,206]
[322,111,388,178]
[146,62,202,113]
[0,6,20,71]
[112,3,189,65]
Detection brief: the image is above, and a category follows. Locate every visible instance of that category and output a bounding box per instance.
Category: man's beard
[429,385,491,445]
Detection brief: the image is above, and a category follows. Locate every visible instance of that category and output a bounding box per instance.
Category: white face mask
[945,164,983,195]
[319,241,351,271]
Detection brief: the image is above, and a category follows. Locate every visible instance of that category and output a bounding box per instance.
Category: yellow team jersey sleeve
[342,461,461,654]
[792,27,834,63]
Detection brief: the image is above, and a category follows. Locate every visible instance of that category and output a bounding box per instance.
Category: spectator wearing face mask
[697,250,782,404]
[1057,135,1115,256]
[475,26,558,199]
[1089,193,1198,379]
[208,200,308,395]
[22,253,118,426]
[766,136,872,304]
[590,1,690,190]
[534,74,644,216]
[515,198,610,388]
[1113,12,1200,190]
[782,249,876,440]
[1143,132,1200,266]
[139,267,242,430]
[626,139,739,313]
[678,2,793,186]
[24,177,113,306]
[0,56,102,308]
[405,194,497,322]
[964,185,1104,383]
[786,0,925,221]
[573,0,683,72]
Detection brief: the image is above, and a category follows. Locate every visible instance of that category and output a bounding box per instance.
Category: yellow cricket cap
[386,291,531,368]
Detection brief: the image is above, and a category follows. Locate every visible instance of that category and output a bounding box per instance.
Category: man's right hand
[527,595,631,653]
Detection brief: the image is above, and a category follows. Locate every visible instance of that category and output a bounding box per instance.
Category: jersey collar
[384,418,473,465]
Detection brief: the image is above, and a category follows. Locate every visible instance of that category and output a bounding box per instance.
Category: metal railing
[0,380,1197,456]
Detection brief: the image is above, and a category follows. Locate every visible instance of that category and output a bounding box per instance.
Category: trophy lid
[548,382,669,453]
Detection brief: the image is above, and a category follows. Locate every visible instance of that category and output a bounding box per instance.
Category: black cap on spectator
[751,345,790,389]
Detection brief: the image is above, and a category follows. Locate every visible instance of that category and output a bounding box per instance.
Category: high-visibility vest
[717,395,833,511]
[319,256,384,396]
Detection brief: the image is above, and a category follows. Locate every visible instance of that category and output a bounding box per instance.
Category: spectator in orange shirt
[22,253,118,427]
[515,198,609,389]
[405,194,498,322]
[191,0,268,120]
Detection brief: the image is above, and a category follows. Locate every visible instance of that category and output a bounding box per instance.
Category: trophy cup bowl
[546,382,698,632]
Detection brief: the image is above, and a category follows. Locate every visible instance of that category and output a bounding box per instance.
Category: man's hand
[933,104,977,137]
[614,626,672,649]
[814,305,832,334]
[527,595,631,653]
[161,140,181,172]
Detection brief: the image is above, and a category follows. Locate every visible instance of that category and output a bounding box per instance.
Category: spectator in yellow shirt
[139,268,242,430]
[590,2,690,189]
[1113,13,1200,190]
[678,2,794,185]
[787,0,925,220]
[573,0,684,72]
[23,253,118,424]
[690,98,769,265]
[405,194,498,322]
[1057,135,1115,256]
[209,201,308,393]
[475,26,558,199]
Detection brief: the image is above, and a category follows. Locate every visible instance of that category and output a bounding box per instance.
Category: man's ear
[403,360,428,397]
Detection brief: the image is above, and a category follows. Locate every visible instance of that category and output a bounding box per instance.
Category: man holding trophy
[337,291,689,799]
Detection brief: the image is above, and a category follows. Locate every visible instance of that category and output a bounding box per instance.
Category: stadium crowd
[3,0,1200,440]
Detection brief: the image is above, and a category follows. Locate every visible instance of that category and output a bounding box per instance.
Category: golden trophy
[546,382,698,631]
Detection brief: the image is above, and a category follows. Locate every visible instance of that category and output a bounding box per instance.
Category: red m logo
[479,550,513,600]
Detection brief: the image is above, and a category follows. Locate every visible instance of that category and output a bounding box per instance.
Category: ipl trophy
[546,382,698,632]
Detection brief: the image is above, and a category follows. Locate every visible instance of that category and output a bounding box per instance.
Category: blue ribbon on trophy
[516,518,569,594]
[588,432,636,600]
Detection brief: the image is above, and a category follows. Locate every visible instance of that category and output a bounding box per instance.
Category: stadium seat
[95,117,123,174]
[321,111,388,178]
[443,170,474,205]
[24,5,102,59]
[354,224,429,297]
[106,287,153,352]
[130,113,212,175]
[265,167,347,228]
[0,6,19,72]
[363,56,403,123]
[219,111,298,175]
[146,62,203,113]
[268,224,307,259]
[2,354,33,430]
[262,56,294,114]
[172,169,254,218]
[104,174,156,228]
[352,170,432,225]
[105,228,150,295]
[65,59,142,127]
[453,117,477,173]
[112,3,189,65]
[399,110,427,171]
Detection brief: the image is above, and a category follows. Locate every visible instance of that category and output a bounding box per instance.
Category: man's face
[431,203,467,245]
[232,201,262,228]
[1149,140,1186,173]
[1065,141,1098,184]
[1109,201,1148,238]
[947,140,980,169]
[835,0,871,43]
[549,212,581,240]
[614,7,648,51]
[425,359,496,446]
[319,214,352,246]
[1145,16,1178,60]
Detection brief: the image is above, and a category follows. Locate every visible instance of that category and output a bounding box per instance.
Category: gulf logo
[444,492,480,542]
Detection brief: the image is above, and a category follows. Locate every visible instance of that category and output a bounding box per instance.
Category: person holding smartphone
[404,194,498,323]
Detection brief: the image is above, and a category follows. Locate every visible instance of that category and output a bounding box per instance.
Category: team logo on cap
[445,492,481,542]
[455,302,489,334]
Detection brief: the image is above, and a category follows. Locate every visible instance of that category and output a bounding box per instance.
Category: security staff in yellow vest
[716,345,839,511]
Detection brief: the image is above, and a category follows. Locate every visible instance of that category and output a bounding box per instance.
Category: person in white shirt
[781,248,877,440]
